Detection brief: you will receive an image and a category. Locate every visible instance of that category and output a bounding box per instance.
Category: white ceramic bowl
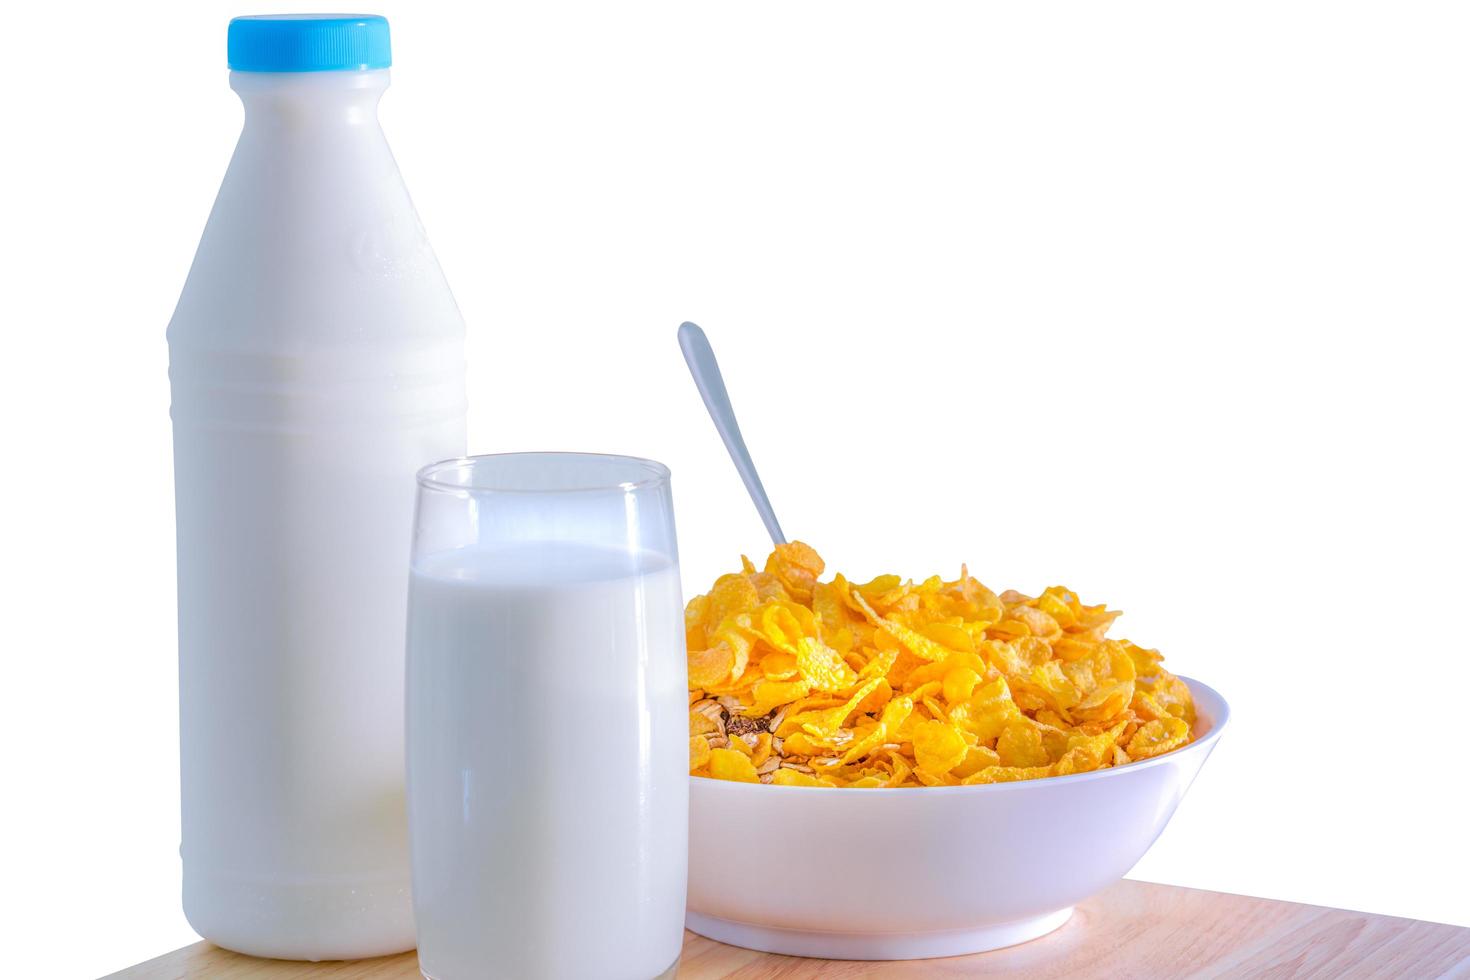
[687,676,1228,960]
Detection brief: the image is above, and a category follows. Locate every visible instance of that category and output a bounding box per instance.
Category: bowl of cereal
[683,544,1229,959]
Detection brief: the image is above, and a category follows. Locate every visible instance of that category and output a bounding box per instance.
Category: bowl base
[685,906,1073,961]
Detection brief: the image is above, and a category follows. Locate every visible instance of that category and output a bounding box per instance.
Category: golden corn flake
[707,747,759,783]
[686,543,1197,787]
[771,768,828,787]
[687,643,736,690]
[795,637,857,692]
[1128,716,1192,759]
[912,719,970,777]
[996,722,1051,768]
[689,735,711,770]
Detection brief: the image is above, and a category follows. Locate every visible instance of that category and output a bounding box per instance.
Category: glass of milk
[406,453,687,980]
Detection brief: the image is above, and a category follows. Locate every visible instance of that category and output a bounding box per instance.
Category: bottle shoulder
[169,126,466,349]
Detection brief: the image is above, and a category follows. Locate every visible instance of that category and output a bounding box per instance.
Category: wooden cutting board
[107,879,1470,979]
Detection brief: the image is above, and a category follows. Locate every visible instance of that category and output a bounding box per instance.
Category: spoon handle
[677,321,787,546]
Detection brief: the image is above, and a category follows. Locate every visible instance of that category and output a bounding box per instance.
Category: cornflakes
[688,543,1197,787]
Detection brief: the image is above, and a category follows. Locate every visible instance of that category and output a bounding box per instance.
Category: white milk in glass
[406,541,687,980]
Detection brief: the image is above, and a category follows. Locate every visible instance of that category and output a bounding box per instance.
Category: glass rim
[416,452,672,496]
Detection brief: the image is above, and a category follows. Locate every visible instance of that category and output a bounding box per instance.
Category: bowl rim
[690,674,1229,796]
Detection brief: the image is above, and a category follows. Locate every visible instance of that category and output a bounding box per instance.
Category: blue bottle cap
[227,14,391,73]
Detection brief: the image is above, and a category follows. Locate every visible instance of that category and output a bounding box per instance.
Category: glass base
[421,950,680,980]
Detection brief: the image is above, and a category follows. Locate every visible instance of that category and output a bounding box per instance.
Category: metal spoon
[677,321,787,546]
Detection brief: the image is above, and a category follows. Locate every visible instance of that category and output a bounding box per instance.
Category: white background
[3,1,1468,976]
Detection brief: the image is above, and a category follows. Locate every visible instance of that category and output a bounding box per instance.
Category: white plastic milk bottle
[167,15,466,960]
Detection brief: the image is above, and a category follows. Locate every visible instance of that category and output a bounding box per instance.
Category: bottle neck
[230,69,390,127]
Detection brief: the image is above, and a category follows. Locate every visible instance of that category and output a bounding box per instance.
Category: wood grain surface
[107,879,1470,979]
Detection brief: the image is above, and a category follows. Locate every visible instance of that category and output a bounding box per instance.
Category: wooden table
[108,879,1470,979]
